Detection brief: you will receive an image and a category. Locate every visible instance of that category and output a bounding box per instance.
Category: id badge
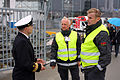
[65,36,70,41]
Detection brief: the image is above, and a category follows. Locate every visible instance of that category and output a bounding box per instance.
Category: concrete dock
[0,52,120,80]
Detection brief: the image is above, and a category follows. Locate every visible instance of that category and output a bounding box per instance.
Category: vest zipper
[67,42,69,60]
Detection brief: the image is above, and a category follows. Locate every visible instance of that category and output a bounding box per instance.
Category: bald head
[61,17,70,31]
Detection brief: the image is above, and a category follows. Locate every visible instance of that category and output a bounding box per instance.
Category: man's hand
[36,58,45,65]
[41,64,45,71]
[77,61,80,67]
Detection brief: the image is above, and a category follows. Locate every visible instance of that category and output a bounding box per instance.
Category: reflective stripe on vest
[58,53,77,57]
[56,31,77,61]
[58,48,76,52]
[81,59,99,63]
[81,52,100,56]
[58,62,78,66]
[80,24,109,68]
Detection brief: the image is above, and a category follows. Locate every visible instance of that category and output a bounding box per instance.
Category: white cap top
[14,15,32,27]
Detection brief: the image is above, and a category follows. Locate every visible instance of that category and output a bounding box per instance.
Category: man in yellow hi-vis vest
[50,17,81,80]
[80,8,111,80]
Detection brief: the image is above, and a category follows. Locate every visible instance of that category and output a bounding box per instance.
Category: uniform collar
[19,31,29,39]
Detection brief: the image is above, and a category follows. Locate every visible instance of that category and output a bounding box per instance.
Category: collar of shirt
[19,31,29,39]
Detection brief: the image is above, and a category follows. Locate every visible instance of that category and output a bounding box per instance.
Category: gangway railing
[0,5,47,71]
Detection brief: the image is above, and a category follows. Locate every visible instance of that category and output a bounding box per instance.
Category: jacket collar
[61,28,71,37]
[85,19,102,36]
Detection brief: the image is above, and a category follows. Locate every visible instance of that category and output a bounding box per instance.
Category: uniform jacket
[84,20,111,69]
[50,29,81,68]
[12,32,40,80]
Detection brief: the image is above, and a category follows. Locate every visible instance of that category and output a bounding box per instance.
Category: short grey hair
[61,16,70,24]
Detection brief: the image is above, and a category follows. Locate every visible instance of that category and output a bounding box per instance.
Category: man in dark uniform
[50,17,81,80]
[12,15,45,80]
[80,8,111,80]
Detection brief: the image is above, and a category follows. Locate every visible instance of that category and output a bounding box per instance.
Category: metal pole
[62,0,64,18]
[5,0,7,7]
[105,0,107,10]
[44,0,47,61]
[72,0,73,17]
[118,0,119,9]
[5,9,8,68]
[1,8,5,69]
[80,0,81,15]
[97,0,98,9]
[51,0,52,19]
[109,0,114,11]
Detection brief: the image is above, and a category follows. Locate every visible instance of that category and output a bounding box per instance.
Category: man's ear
[24,27,28,31]
[69,24,71,27]
[96,17,101,22]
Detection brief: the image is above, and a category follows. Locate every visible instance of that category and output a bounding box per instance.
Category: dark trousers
[58,65,80,80]
[115,44,119,57]
[83,67,106,80]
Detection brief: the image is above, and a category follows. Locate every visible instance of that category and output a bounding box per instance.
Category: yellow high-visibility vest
[80,24,109,68]
[56,31,77,61]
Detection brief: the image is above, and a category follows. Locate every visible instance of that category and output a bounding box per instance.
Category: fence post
[44,0,47,61]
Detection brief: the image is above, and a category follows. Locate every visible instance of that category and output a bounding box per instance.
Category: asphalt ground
[0,52,120,80]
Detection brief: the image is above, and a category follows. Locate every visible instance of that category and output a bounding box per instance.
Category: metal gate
[0,6,47,71]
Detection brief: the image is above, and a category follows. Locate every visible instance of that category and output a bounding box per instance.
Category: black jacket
[107,27,116,41]
[107,27,116,45]
[113,30,120,44]
[50,29,81,67]
[12,32,41,80]
[84,20,111,69]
